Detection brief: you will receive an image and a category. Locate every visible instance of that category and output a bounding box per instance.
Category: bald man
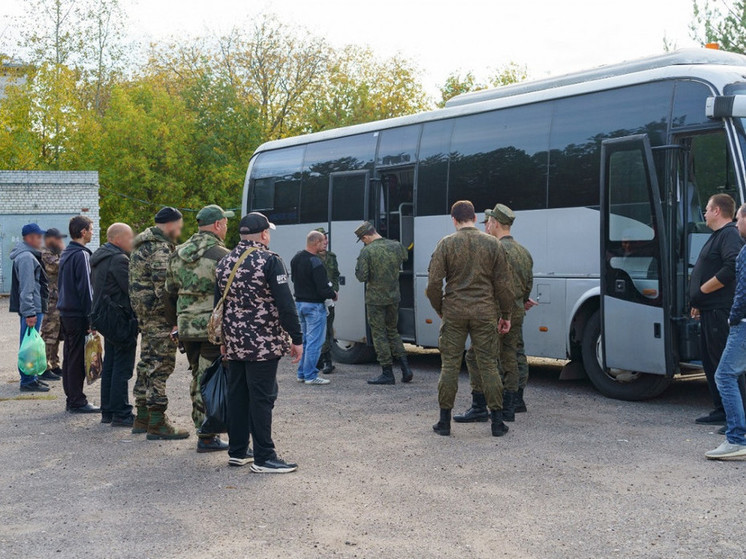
[91,223,138,426]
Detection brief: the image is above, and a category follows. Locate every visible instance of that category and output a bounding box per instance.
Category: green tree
[438,63,528,107]
[691,1,746,53]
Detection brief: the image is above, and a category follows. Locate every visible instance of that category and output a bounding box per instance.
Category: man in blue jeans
[9,223,50,392]
[290,231,337,385]
[707,203,746,460]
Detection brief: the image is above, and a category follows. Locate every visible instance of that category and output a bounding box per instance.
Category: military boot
[146,408,190,440]
[132,405,149,434]
[491,410,509,437]
[433,409,451,436]
[453,392,489,423]
[502,390,517,422]
[368,365,396,385]
[399,355,413,383]
[515,388,528,413]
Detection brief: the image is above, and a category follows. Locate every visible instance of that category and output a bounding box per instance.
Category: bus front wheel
[330,340,377,364]
[581,311,671,401]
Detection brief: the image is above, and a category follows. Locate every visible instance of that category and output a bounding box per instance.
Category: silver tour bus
[242,48,746,401]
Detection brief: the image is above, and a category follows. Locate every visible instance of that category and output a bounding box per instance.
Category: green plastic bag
[18,327,47,376]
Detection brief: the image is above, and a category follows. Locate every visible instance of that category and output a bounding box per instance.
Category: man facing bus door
[690,193,746,426]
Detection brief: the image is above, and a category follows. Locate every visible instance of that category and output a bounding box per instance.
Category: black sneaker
[228,451,255,467]
[101,413,113,424]
[197,436,229,453]
[718,425,727,435]
[20,381,50,393]
[112,414,135,427]
[250,457,298,474]
[36,379,50,387]
[39,369,62,381]
[695,410,727,425]
[68,403,101,414]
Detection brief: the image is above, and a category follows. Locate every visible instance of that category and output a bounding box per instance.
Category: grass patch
[0,394,57,402]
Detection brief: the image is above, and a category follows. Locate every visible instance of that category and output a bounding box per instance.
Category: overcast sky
[2,0,701,95]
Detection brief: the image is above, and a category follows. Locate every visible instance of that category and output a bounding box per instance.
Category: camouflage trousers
[133,321,176,410]
[320,305,335,355]
[438,317,502,411]
[516,319,529,390]
[367,304,405,367]
[183,340,221,436]
[466,312,524,393]
[40,305,62,370]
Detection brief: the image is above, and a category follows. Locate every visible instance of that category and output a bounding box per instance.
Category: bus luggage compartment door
[599,135,674,376]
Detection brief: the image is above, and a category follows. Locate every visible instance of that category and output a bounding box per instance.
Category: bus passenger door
[328,171,370,346]
[599,135,674,376]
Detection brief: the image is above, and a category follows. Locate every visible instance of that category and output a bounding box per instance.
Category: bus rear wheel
[330,340,377,364]
[581,311,671,401]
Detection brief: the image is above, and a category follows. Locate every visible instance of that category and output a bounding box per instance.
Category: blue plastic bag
[18,327,47,376]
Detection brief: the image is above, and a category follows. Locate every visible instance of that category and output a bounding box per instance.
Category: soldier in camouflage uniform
[315,227,339,374]
[165,205,233,453]
[354,221,413,385]
[39,228,67,381]
[426,201,514,438]
[130,207,189,440]
[457,204,534,424]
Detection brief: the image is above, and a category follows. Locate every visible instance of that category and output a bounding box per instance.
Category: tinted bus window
[548,81,673,208]
[249,147,304,225]
[376,125,421,166]
[300,134,377,223]
[672,80,713,129]
[417,120,453,216]
[448,104,551,211]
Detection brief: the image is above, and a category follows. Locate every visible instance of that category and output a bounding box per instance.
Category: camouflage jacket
[319,250,340,292]
[355,238,407,306]
[426,227,514,320]
[216,240,302,361]
[129,226,175,324]
[165,231,229,341]
[500,236,534,318]
[40,246,61,304]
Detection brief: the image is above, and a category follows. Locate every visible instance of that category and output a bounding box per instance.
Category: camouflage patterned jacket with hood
[165,231,229,341]
[129,226,175,325]
[215,240,302,361]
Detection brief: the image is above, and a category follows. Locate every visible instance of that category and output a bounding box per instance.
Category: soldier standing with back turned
[129,207,189,440]
[315,227,339,374]
[354,221,413,385]
[165,204,233,453]
[40,228,67,382]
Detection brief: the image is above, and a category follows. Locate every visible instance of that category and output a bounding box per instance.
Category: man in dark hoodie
[91,223,137,427]
[690,194,746,425]
[9,223,49,392]
[57,215,99,414]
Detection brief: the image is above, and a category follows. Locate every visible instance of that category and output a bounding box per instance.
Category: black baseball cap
[239,212,276,235]
[44,227,68,239]
[154,206,183,224]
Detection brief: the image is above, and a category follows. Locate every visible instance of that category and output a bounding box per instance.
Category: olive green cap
[315,227,328,235]
[485,203,515,226]
[354,221,375,242]
[196,204,235,225]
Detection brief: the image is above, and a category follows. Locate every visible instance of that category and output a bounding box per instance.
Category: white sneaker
[305,377,331,385]
[228,454,254,467]
[705,440,746,460]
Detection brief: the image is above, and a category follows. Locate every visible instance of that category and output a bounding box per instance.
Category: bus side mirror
[706,95,746,118]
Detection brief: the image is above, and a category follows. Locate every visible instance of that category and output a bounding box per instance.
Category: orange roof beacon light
[705,42,720,50]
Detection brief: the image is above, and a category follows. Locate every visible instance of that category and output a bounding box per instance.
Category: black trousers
[700,309,746,412]
[61,316,89,409]
[227,359,279,463]
[101,338,136,418]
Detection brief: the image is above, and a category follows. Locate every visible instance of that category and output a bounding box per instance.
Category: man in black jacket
[91,223,137,426]
[58,215,99,414]
[690,194,746,425]
[290,231,337,385]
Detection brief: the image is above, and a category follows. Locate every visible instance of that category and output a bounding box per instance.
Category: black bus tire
[581,311,672,401]
[330,341,377,364]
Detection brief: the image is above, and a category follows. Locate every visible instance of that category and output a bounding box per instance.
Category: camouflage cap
[196,204,235,225]
[354,221,375,242]
[315,227,329,236]
[485,203,515,226]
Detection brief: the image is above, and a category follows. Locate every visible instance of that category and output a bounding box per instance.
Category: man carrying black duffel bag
[91,223,138,427]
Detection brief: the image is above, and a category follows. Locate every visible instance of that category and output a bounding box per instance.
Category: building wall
[0,170,100,294]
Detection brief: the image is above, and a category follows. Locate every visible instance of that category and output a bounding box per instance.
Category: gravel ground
[0,297,743,559]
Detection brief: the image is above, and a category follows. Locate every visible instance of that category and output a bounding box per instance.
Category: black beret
[154,207,183,224]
